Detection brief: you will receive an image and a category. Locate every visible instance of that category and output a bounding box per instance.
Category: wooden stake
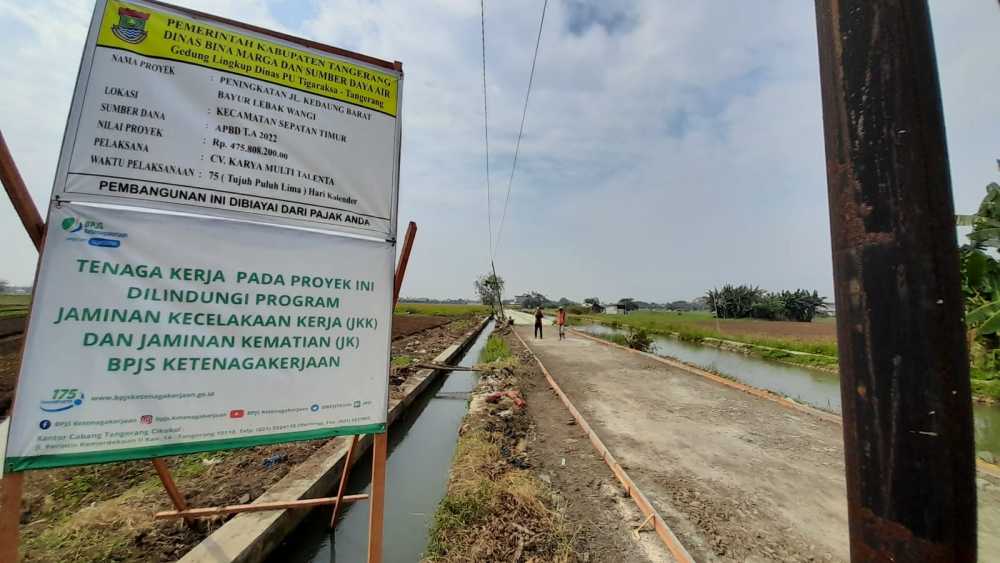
[329,221,415,534]
[366,432,388,563]
[0,130,44,250]
[0,129,45,562]
[393,222,417,304]
[155,493,369,520]
[2,131,199,548]
[330,435,359,528]
[152,458,190,524]
[359,220,414,557]
[0,473,24,563]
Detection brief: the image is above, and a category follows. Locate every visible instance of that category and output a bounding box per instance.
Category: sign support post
[0,129,43,563]
[4,129,204,554]
[364,221,417,559]
[332,221,416,534]
[367,432,389,562]
[0,131,44,251]
[0,473,23,563]
[329,434,359,527]
[151,458,190,522]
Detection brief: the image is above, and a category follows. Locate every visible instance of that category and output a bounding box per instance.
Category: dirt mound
[393,314,452,340]
[0,317,26,338]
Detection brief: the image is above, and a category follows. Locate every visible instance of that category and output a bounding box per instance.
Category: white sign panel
[54,0,402,238]
[5,204,393,472]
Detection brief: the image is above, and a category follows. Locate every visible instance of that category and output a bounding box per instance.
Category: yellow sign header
[96,0,399,116]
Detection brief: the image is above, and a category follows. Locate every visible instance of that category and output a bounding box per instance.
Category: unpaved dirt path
[507,334,671,562]
[510,319,1000,562]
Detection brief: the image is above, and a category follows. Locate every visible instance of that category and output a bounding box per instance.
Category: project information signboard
[55,0,402,238]
[4,0,402,472]
[6,205,393,471]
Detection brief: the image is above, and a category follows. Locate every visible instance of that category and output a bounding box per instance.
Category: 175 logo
[39,388,85,413]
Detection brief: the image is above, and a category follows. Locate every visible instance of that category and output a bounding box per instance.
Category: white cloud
[0,0,996,305]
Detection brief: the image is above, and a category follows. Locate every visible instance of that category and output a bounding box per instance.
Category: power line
[480,0,494,258]
[480,0,505,319]
[492,0,549,259]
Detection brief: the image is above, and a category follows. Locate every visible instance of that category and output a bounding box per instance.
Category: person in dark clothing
[534,307,544,339]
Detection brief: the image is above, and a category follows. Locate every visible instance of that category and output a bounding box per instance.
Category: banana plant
[958,179,1000,336]
[957,182,1000,248]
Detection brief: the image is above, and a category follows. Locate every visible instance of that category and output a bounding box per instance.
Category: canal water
[271,320,495,562]
[577,323,1000,459]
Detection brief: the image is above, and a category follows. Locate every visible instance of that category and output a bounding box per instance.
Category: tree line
[957,165,1000,381]
[705,285,829,322]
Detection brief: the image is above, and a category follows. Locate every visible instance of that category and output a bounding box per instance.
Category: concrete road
[513,324,1000,562]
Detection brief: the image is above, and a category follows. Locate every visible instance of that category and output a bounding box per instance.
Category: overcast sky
[1,1,997,303]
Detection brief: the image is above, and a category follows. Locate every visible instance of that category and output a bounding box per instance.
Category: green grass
[569,312,839,357]
[478,335,511,364]
[0,293,30,318]
[426,397,573,562]
[569,312,840,372]
[971,379,1000,401]
[395,303,489,317]
[599,333,630,347]
[756,348,838,369]
[392,355,416,368]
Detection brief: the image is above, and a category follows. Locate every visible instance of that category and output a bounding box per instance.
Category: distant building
[2,286,31,295]
[513,294,533,307]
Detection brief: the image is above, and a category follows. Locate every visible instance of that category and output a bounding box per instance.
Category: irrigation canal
[271,319,496,562]
[575,323,1000,460]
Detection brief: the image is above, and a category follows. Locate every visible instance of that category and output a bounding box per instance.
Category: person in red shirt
[557,307,567,340]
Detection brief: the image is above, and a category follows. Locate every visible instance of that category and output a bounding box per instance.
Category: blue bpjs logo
[61,217,84,233]
[62,216,128,248]
[40,388,85,413]
[89,238,121,247]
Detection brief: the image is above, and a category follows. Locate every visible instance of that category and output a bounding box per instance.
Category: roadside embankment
[427,326,671,562]
[568,314,838,372]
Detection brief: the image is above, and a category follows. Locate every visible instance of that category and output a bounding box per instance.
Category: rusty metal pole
[814,1,976,560]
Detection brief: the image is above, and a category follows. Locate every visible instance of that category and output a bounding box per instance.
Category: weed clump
[594,330,652,352]
[625,329,653,352]
[479,334,512,364]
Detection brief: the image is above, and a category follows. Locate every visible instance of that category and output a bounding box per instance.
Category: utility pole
[814,1,976,560]
[491,260,506,320]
